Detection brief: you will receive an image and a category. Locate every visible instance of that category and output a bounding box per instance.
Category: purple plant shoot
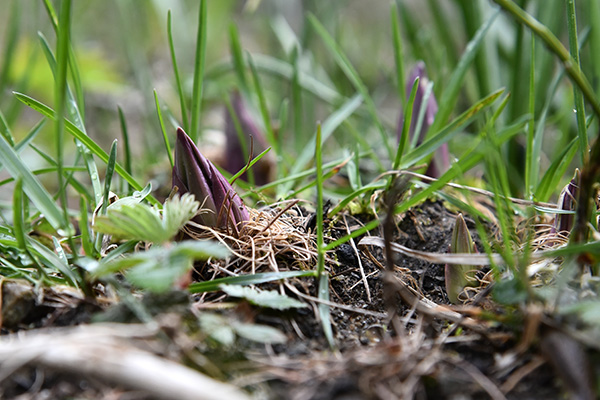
[173,127,249,235]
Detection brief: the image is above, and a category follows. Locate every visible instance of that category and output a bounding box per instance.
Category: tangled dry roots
[184,202,318,278]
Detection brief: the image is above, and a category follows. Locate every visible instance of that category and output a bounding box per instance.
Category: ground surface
[0,200,569,399]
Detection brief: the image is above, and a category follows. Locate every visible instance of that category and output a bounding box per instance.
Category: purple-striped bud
[173,127,249,234]
[398,62,449,178]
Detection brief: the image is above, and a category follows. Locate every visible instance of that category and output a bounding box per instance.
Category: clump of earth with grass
[0,1,599,399]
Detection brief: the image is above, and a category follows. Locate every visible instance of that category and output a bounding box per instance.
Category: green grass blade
[79,196,95,258]
[229,22,250,95]
[428,8,499,136]
[189,0,207,142]
[167,10,189,132]
[0,126,69,232]
[391,1,406,102]
[154,90,174,168]
[14,93,159,206]
[54,0,72,235]
[525,35,536,199]
[0,109,15,146]
[101,140,118,215]
[315,122,334,348]
[188,270,316,293]
[318,271,335,348]
[118,106,133,192]
[566,0,588,164]
[12,178,27,252]
[308,13,392,160]
[323,219,380,251]
[393,77,419,170]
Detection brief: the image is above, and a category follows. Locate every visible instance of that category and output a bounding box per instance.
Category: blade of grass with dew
[391,1,406,102]
[154,90,173,168]
[13,93,159,206]
[189,0,207,142]
[188,270,316,293]
[118,106,133,192]
[566,0,588,164]
[167,10,189,132]
[248,53,278,154]
[315,122,334,348]
[0,130,68,232]
[393,77,419,171]
[27,235,79,287]
[308,13,392,161]
[428,8,499,138]
[400,88,504,169]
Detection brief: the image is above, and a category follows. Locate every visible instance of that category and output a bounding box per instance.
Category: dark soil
[0,200,572,399]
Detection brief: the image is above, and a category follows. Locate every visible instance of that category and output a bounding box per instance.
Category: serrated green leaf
[220,284,307,310]
[163,193,199,235]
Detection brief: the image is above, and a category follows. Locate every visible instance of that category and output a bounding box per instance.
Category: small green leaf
[220,284,307,310]
[231,321,287,344]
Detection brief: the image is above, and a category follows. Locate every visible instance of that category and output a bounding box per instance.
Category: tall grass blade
[391,1,406,102]
[154,90,173,168]
[118,106,132,192]
[0,0,19,94]
[393,77,419,170]
[566,0,588,164]
[167,10,189,132]
[190,0,207,141]
[12,179,27,252]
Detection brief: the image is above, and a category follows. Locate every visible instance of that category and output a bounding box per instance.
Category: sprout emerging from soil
[173,127,249,235]
[445,214,478,304]
[398,61,449,178]
[551,169,580,236]
[224,91,273,185]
